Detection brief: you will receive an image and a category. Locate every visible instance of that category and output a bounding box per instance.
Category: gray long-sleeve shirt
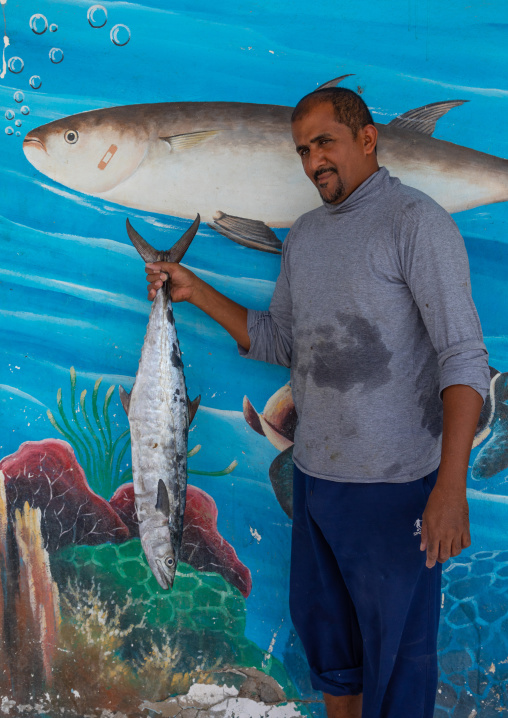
[240,167,490,483]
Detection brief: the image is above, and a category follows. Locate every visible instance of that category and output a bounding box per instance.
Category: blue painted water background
[1,0,508,712]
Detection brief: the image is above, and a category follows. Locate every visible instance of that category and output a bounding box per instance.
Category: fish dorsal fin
[161,130,220,152]
[119,385,131,416]
[315,74,354,91]
[387,100,467,136]
[125,215,200,264]
[188,395,201,425]
[155,479,171,517]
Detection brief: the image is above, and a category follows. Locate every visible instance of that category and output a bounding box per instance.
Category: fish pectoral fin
[155,479,171,518]
[208,212,282,254]
[160,130,221,152]
[315,74,354,90]
[387,100,468,136]
[119,385,132,416]
[188,395,201,425]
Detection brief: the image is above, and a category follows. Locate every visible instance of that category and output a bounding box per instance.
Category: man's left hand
[420,482,471,569]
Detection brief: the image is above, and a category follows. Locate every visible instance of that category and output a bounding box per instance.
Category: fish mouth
[23,136,46,152]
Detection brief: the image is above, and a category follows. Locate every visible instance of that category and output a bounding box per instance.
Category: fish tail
[125,215,200,264]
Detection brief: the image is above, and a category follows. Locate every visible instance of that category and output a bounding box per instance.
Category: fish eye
[64,130,79,144]
[165,557,175,567]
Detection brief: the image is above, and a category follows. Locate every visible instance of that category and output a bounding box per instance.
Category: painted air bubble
[20,105,29,115]
[7,56,23,73]
[110,24,130,46]
[5,126,13,135]
[4,109,13,120]
[49,24,58,32]
[29,13,48,35]
[49,47,63,63]
[14,119,21,127]
[13,90,23,102]
[87,5,107,28]
[29,75,41,89]
[15,131,20,136]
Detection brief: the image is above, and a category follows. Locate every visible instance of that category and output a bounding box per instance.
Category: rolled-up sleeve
[238,238,293,367]
[398,200,490,401]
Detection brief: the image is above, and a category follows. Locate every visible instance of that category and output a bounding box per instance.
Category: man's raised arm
[145,261,250,351]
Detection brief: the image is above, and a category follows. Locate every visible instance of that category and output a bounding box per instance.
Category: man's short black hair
[291,87,375,138]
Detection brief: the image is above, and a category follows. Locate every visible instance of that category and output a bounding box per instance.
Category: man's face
[291,101,376,204]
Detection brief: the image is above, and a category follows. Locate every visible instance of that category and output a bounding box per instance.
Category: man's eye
[299,149,308,157]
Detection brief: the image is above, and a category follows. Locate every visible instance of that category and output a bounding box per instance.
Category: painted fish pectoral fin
[387,100,467,136]
[188,395,201,425]
[160,130,221,152]
[209,211,282,254]
[119,385,131,416]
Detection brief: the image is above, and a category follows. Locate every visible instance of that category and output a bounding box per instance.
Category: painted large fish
[119,215,200,589]
[22,76,508,253]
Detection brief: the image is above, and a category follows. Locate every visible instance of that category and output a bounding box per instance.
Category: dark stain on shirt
[383,461,402,478]
[416,352,442,438]
[307,312,392,393]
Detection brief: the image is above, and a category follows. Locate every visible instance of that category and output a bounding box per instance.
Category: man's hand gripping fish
[120,215,201,589]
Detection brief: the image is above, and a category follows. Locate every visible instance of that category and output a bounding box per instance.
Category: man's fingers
[420,521,428,551]
[450,537,463,557]
[146,272,168,282]
[426,541,438,569]
[438,541,452,564]
[461,530,471,549]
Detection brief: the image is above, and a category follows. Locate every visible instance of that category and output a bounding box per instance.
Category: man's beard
[314,167,346,204]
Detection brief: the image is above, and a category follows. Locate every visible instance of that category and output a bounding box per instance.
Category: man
[145,88,490,718]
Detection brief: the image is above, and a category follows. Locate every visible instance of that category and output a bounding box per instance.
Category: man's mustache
[314,167,338,182]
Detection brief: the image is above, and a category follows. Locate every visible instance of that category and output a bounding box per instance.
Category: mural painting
[1,0,508,715]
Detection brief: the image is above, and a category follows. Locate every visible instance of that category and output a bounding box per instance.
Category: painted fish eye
[64,130,79,144]
[165,557,175,568]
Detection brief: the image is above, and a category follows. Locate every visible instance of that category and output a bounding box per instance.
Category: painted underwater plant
[46,366,238,497]
[46,366,131,499]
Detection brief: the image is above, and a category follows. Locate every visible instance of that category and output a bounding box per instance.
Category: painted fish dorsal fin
[387,100,467,136]
[119,385,131,416]
[188,395,201,425]
[125,215,200,264]
[161,130,220,152]
[315,74,354,90]
[155,479,171,517]
[208,211,282,254]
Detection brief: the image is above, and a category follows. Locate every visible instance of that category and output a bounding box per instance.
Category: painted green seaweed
[46,367,237,498]
[46,367,131,497]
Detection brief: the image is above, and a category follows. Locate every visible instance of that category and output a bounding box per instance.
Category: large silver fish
[22,77,508,253]
[120,215,200,589]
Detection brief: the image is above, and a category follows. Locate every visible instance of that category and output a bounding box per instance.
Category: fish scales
[129,289,188,588]
[122,216,200,589]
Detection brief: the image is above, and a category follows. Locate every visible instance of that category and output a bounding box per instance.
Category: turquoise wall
[1,1,508,715]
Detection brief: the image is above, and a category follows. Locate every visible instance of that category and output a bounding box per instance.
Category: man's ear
[362,124,378,156]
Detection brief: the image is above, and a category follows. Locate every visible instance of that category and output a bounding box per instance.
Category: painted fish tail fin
[125,214,200,264]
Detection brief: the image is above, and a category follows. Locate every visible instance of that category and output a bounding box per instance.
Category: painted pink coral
[110,483,252,597]
[0,439,130,553]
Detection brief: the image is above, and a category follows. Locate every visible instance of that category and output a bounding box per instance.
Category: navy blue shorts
[290,465,442,718]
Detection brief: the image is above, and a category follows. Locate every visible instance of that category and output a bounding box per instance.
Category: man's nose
[308,145,327,172]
